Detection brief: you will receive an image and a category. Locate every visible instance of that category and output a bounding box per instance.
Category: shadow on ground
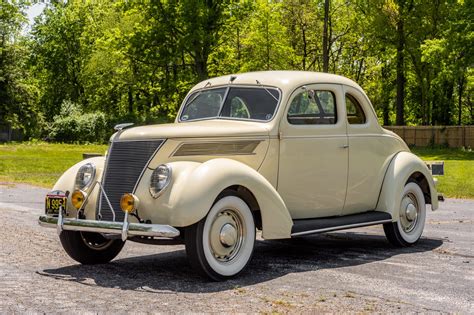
[40,232,443,293]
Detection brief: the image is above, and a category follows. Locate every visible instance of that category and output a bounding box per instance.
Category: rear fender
[376,151,439,220]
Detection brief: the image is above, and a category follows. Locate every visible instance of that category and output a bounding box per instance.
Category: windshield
[180,86,280,122]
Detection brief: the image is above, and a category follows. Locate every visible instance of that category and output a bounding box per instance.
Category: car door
[342,85,393,215]
[278,84,348,219]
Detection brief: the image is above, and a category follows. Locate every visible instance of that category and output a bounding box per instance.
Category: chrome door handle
[341,144,349,149]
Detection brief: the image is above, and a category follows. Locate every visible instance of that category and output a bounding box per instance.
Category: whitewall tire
[185,193,256,281]
[384,181,427,247]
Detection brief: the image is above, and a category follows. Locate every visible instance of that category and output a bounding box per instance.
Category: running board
[291,211,392,237]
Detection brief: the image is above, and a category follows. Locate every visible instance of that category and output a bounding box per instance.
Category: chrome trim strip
[171,140,262,157]
[113,138,167,142]
[280,134,347,139]
[39,215,180,238]
[290,219,393,237]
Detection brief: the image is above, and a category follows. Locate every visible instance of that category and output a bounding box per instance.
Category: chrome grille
[98,139,164,221]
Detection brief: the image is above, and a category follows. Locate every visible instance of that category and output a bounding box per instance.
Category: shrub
[47,101,109,143]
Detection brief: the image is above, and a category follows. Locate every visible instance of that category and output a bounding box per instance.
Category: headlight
[149,164,172,198]
[75,163,96,190]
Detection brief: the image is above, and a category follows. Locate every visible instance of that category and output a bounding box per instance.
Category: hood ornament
[114,123,134,132]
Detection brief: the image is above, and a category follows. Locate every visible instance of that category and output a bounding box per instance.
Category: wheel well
[218,185,262,230]
[406,172,432,204]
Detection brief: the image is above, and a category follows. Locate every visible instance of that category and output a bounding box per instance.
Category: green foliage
[0,0,472,143]
[47,101,109,143]
[0,1,42,137]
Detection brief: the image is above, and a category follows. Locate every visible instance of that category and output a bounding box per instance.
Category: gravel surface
[0,183,473,313]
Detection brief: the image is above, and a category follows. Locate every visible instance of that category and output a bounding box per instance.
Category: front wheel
[384,181,427,247]
[59,231,125,264]
[185,194,256,281]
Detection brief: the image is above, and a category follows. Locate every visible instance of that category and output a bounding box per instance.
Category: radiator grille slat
[98,140,164,221]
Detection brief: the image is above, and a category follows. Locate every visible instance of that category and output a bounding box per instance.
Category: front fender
[376,151,438,220]
[52,156,105,219]
[136,158,292,239]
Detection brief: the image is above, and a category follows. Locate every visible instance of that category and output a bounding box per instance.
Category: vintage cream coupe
[39,71,440,280]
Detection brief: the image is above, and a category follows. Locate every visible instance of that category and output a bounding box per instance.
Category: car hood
[116,119,271,141]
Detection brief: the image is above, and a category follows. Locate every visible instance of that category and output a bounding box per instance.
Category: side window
[287,90,337,125]
[345,94,366,124]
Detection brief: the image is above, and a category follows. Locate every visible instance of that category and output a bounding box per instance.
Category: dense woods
[0,0,472,142]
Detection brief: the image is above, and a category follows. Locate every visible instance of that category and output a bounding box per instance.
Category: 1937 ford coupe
[39,71,440,280]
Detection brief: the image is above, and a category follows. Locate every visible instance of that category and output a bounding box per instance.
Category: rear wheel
[185,194,256,281]
[59,231,125,264]
[384,181,426,247]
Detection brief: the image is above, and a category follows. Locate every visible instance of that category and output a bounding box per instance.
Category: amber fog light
[120,193,139,213]
[71,190,87,209]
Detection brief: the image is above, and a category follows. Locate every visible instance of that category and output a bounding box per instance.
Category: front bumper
[39,215,180,239]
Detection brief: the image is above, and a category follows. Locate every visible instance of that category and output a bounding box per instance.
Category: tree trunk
[468,94,473,124]
[302,25,307,70]
[265,14,270,70]
[195,57,209,81]
[458,75,465,125]
[128,86,133,114]
[236,27,241,69]
[395,15,405,126]
[322,0,330,73]
[420,79,428,125]
[381,64,390,125]
[442,80,454,125]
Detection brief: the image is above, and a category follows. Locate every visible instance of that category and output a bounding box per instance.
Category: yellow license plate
[45,194,67,215]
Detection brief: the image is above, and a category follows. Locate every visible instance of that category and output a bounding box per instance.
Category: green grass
[0,142,107,188]
[0,142,472,199]
[411,147,473,199]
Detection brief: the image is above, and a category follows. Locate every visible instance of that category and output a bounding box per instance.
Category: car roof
[189,71,363,93]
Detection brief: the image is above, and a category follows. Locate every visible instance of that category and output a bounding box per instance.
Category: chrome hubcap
[219,223,237,247]
[400,192,419,233]
[405,203,417,221]
[209,209,244,262]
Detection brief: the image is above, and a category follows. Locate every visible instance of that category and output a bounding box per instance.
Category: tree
[0,1,41,137]
[2,0,472,141]
[322,0,330,72]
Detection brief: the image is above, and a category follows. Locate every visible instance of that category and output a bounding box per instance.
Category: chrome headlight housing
[75,163,96,190]
[149,164,172,198]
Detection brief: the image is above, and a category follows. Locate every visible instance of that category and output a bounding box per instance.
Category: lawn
[0,142,107,188]
[410,147,473,199]
[0,142,472,198]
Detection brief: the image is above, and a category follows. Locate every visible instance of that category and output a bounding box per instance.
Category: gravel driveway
[0,183,472,313]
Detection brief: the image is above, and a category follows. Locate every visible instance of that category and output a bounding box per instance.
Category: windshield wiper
[256,80,279,102]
